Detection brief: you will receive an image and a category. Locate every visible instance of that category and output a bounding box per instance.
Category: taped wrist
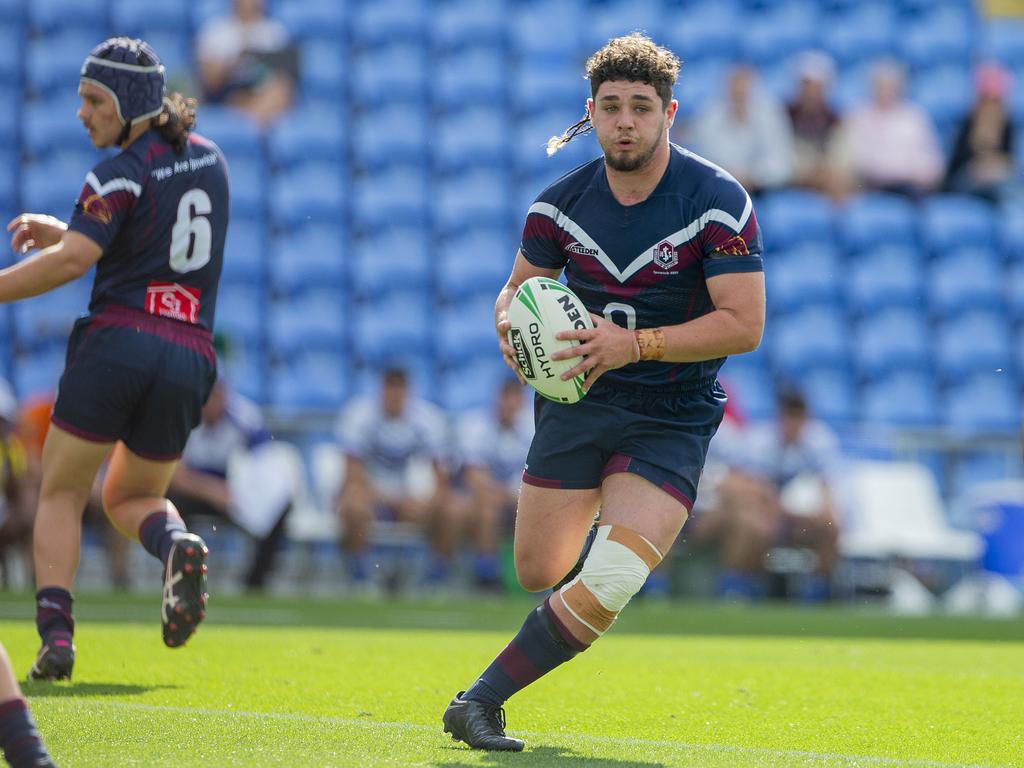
[635,328,666,361]
[557,525,663,637]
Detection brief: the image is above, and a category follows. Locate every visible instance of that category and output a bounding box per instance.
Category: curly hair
[154,92,197,153]
[547,33,680,156]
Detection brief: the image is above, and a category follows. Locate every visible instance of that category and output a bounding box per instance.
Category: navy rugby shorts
[51,306,217,460]
[522,378,726,511]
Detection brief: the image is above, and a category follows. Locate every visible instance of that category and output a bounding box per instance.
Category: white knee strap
[565,525,662,614]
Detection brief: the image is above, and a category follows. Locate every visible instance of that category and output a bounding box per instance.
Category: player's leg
[0,643,55,767]
[102,443,208,648]
[443,483,599,751]
[30,425,113,681]
[337,473,377,583]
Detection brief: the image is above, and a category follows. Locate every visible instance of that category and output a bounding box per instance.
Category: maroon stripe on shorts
[91,304,216,363]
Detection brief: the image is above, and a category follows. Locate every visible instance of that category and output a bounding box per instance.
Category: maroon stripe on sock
[0,698,27,717]
[495,642,545,686]
[543,596,591,652]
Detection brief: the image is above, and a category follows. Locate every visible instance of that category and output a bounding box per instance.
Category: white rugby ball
[506,276,594,404]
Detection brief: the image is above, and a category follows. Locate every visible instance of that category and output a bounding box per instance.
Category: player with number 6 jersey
[0,37,227,681]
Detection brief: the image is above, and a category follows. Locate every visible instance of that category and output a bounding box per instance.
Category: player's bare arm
[495,249,561,382]
[553,271,765,388]
[0,230,102,303]
[7,214,68,254]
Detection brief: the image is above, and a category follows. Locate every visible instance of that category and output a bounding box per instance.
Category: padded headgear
[80,37,165,127]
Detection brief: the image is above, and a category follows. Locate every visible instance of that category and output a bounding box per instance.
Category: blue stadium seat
[578,0,664,58]
[942,373,1021,434]
[21,98,97,165]
[11,347,66,400]
[133,30,192,78]
[196,106,264,160]
[435,293,498,368]
[28,0,107,35]
[433,168,511,234]
[910,65,973,133]
[717,356,776,422]
[740,5,819,66]
[927,248,1005,319]
[350,164,429,231]
[267,223,346,295]
[220,216,267,287]
[982,20,1024,67]
[900,6,975,69]
[349,225,431,298]
[0,26,21,81]
[268,350,349,412]
[12,279,89,348]
[351,102,429,169]
[20,160,90,217]
[268,105,346,168]
[350,291,432,366]
[1008,263,1024,323]
[350,0,428,45]
[999,200,1024,262]
[821,3,898,65]
[267,289,347,357]
[438,356,512,413]
[269,165,345,228]
[853,307,931,381]
[662,1,740,64]
[191,0,229,29]
[859,371,939,427]
[673,57,731,120]
[846,245,924,316]
[802,366,858,425]
[433,44,507,109]
[934,310,1014,383]
[433,104,510,173]
[756,190,835,247]
[219,344,268,404]
[840,193,919,253]
[350,42,428,107]
[436,226,516,302]
[296,38,347,100]
[276,0,347,38]
[110,0,189,31]
[431,0,508,48]
[26,31,99,97]
[919,195,997,255]
[214,282,267,349]
[770,305,852,377]
[226,156,268,219]
[508,0,583,63]
[767,241,842,312]
[511,105,593,177]
[829,59,875,113]
[509,58,586,115]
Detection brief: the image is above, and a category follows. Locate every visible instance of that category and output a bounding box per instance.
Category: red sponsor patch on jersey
[146,282,201,324]
[79,193,113,224]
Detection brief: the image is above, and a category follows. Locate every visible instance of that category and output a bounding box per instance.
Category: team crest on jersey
[653,240,678,271]
[78,193,113,224]
[714,235,750,257]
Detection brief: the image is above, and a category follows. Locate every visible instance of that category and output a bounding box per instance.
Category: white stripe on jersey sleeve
[86,171,142,199]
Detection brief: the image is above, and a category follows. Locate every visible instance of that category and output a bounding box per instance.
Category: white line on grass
[39,700,1006,768]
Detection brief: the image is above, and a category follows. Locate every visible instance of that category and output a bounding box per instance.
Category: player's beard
[603,122,665,173]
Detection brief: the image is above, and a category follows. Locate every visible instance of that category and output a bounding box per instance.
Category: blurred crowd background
[0,0,1023,609]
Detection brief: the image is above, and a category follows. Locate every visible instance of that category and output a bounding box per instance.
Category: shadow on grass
[435,744,664,767]
[24,682,175,698]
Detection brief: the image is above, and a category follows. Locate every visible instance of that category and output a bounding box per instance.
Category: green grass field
[1,591,1022,767]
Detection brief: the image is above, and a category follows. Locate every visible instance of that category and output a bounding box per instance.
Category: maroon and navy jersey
[68,130,229,332]
[521,143,763,390]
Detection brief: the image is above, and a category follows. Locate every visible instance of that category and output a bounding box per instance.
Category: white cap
[795,50,836,86]
[0,378,17,422]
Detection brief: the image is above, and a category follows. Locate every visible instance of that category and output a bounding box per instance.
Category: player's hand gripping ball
[506,277,594,403]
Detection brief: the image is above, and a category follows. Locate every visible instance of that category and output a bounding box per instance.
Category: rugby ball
[506,276,594,404]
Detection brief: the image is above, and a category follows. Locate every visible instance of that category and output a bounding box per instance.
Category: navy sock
[0,698,52,768]
[35,587,74,643]
[465,596,589,707]
[139,511,187,564]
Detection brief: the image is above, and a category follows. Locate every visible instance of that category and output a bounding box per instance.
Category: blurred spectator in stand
[832,59,944,196]
[945,63,1017,202]
[691,387,842,601]
[786,51,843,198]
[686,63,794,194]
[167,376,297,591]
[453,379,533,592]
[196,0,298,126]
[0,379,34,588]
[14,392,131,589]
[335,368,458,589]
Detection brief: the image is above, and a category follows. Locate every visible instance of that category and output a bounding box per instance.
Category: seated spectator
[335,368,458,588]
[196,0,298,126]
[453,379,533,592]
[832,59,944,196]
[686,63,794,194]
[786,51,843,197]
[946,63,1017,202]
[168,376,297,591]
[0,380,34,588]
[691,387,842,601]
